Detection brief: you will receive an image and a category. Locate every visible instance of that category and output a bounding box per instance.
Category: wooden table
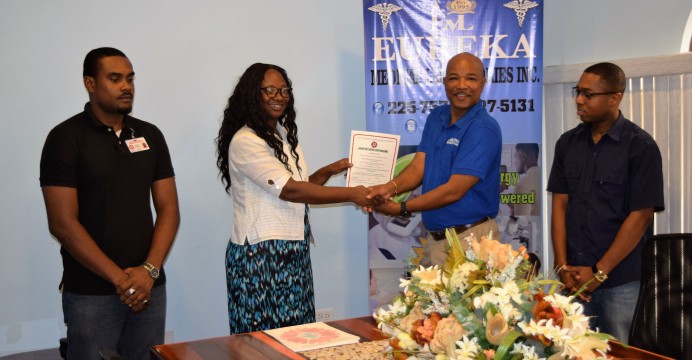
[151,316,673,360]
[151,317,386,360]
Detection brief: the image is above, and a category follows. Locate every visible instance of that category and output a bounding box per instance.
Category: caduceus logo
[446,0,476,15]
[503,0,540,28]
[368,2,403,32]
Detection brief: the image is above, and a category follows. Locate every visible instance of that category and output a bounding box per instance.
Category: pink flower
[532,299,564,346]
[469,236,519,271]
[414,312,442,345]
[399,304,425,334]
[485,312,511,346]
[429,315,467,353]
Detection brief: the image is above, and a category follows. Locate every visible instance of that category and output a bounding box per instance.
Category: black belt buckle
[429,217,489,241]
[429,229,448,241]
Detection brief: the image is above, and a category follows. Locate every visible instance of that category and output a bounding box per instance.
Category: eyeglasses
[572,86,620,100]
[261,86,292,98]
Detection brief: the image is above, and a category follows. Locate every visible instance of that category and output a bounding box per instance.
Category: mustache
[119,92,133,99]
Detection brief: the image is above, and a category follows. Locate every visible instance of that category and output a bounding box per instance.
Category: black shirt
[547,112,664,288]
[40,103,175,295]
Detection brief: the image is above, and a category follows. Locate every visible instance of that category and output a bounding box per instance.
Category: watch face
[150,268,160,278]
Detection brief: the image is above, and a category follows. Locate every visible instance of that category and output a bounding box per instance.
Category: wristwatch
[591,265,608,282]
[142,261,160,280]
[399,201,412,219]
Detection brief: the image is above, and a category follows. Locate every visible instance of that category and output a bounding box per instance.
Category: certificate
[346,130,400,187]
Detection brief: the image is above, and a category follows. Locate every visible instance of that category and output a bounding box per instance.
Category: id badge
[125,137,150,153]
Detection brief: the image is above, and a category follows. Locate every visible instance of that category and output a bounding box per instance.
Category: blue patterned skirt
[226,210,315,334]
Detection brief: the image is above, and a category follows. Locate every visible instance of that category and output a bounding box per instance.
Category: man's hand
[374,201,400,216]
[366,182,396,201]
[129,295,151,313]
[571,265,602,294]
[559,265,601,301]
[116,266,154,307]
[362,182,396,212]
[350,185,386,210]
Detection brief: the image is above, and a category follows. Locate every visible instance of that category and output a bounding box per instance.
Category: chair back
[629,233,692,360]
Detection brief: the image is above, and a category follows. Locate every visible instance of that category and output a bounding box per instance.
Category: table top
[151,316,673,360]
[151,317,387,360]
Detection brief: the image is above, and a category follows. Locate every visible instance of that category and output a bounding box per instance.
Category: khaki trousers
[422,218,499,267]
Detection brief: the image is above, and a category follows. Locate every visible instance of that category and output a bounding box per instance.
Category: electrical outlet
[315,308,334,322]
[164,330,174,344]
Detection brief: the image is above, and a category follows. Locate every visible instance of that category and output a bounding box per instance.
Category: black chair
[629,233,692,360]
[58,337,124,360]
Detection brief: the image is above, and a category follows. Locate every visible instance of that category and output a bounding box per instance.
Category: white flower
[400,277,411,291]
[389,298,408,314]
[519,318,572,346]
[412,265,446,287]
[511,343,545,360]
[454,336,479,359]
[374,232,612,360]
[558,333,610,360]
[396,332,420,351]
[543,293,591,338]
[449,262,479,293]
[373,298,406,321]
[502,281,524,304]
[472,281,523,321]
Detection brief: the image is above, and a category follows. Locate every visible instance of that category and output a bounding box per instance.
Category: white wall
[544,1,691,66]
[1,0,690,355]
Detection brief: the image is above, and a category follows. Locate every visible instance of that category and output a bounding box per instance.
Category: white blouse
[228,125,309,245]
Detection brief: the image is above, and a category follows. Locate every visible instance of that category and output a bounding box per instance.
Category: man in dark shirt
[547,62,664,343]
[40,47,180,359]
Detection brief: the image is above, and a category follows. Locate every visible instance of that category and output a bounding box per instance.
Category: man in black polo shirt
[40,47,180,359]
[547,62,664,343]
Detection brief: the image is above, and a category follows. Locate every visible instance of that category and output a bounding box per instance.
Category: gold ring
[128,288,136,295]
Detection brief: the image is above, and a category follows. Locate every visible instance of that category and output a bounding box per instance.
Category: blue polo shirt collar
[438,101,485,129]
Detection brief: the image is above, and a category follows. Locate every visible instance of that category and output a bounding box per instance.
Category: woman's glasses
[261,86,292,98]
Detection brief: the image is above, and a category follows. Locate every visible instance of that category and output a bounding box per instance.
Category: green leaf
[494,330,523,360]
[587,332,616,341]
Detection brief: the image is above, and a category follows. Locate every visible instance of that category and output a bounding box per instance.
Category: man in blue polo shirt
[547,62,664,343]
[368,52,502,267]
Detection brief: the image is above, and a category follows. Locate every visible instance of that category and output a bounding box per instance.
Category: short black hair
[83,47,128,77]
[515,143,539,159]
[583,62,626,93]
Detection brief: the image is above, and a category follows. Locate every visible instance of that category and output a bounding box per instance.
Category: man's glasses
[261,86,292,98]
[572,86,620,100]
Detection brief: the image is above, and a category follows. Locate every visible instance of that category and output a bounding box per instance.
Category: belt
[429,217,490,241]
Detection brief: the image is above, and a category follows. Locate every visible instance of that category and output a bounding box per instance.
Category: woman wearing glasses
[215,63,374,334]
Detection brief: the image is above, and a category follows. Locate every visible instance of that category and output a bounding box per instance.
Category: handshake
[350,180,404,216]
[320,157,409,216]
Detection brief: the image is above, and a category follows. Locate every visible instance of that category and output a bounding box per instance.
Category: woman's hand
[350,185,386,210]
[325,158,352,177]
[309,158,352,185]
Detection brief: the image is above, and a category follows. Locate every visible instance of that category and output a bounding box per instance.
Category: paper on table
[264,322,361,352]
[346,130,400,188]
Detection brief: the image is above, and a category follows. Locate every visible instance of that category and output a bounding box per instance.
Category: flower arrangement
[373,230,613,360]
